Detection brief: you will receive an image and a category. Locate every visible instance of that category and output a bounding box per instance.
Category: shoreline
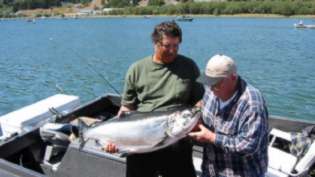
[103,14,315,18]
[2,13,315,20]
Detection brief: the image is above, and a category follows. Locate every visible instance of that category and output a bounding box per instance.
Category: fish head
[167,107,201,137]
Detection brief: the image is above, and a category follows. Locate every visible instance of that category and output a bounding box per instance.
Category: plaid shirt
[201,78,269,177]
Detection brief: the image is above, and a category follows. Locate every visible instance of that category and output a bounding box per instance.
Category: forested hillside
[1,0,314,18]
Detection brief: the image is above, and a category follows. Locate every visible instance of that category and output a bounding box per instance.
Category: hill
[1,0,315,18]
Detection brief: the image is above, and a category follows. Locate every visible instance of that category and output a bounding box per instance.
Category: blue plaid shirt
[201,78,269,177]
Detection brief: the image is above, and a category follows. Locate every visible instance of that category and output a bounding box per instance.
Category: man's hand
[102,142,118,153]
[194,100,203,108]
[117,105,134,117]
[189,124,216,143]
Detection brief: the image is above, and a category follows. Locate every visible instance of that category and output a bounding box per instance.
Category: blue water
[0,17,314,121]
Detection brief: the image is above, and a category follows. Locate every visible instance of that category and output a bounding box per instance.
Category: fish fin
[117,151,128,157]
[165,129,173,137]
[115,148,129,157]
[94,139,103,147]
[153,133,169,148]
[78,118,90,150]
[152,121,172,148]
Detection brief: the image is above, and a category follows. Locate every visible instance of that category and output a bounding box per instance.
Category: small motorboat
[176,15,193,22]
[294,20,315,29]
[26,18,36,23]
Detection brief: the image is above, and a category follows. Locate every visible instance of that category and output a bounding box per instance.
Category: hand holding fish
[117,105,134,117]
[189,124,216,143]
[103,142,118,153]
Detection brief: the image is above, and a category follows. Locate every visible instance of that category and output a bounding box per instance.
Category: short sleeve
[121,65,138,107]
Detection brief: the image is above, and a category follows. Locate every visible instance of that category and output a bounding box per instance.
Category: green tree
[148,0,164,6]
[106,0,130,7]
[131,0,140,5]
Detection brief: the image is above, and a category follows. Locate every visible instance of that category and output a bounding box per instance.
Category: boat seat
[267,128,297,177]
[40,123,78,166]
[294,141,315,175]
[267,128,315,177]
[40,123,77,148]
[268,146,298,176]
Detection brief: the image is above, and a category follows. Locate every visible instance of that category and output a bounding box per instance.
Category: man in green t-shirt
[106,21,204,177]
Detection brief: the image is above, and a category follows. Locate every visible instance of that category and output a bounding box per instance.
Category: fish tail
[78,119,90,150]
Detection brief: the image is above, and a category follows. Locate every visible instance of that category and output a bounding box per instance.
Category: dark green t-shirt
[121,55,204,112]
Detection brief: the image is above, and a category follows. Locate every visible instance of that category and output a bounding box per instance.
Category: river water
[0,16,314,120]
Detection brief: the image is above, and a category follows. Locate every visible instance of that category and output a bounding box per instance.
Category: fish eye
[182,111,191,118]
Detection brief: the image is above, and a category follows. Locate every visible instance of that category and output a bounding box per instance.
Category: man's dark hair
[151,21,182,44]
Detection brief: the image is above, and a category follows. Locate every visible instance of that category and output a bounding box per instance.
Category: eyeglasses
[159,43,179,49]
[211,78,225,90]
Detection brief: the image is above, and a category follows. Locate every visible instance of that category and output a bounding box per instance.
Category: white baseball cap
[199,54,237,86]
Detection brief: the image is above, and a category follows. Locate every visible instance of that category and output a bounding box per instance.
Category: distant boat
[176,15,193,22]
[294,20,315,29]
[144,15,151,19]
[26,18,36,23]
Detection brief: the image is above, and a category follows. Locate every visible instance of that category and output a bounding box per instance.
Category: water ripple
[0,17,314,120]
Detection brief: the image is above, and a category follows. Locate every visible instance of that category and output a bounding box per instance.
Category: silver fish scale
[83,108,200,154]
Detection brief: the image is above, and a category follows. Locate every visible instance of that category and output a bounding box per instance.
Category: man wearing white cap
[189,54,269,177]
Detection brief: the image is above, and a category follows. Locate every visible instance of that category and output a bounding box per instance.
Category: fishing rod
[55,83,65,94]
[49,38,121,96]
[86,62,121,96]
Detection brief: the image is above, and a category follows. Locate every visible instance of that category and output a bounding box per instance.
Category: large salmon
[81,107,201,155]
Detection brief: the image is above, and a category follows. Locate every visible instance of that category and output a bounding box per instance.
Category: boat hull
[0,94,314,177]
